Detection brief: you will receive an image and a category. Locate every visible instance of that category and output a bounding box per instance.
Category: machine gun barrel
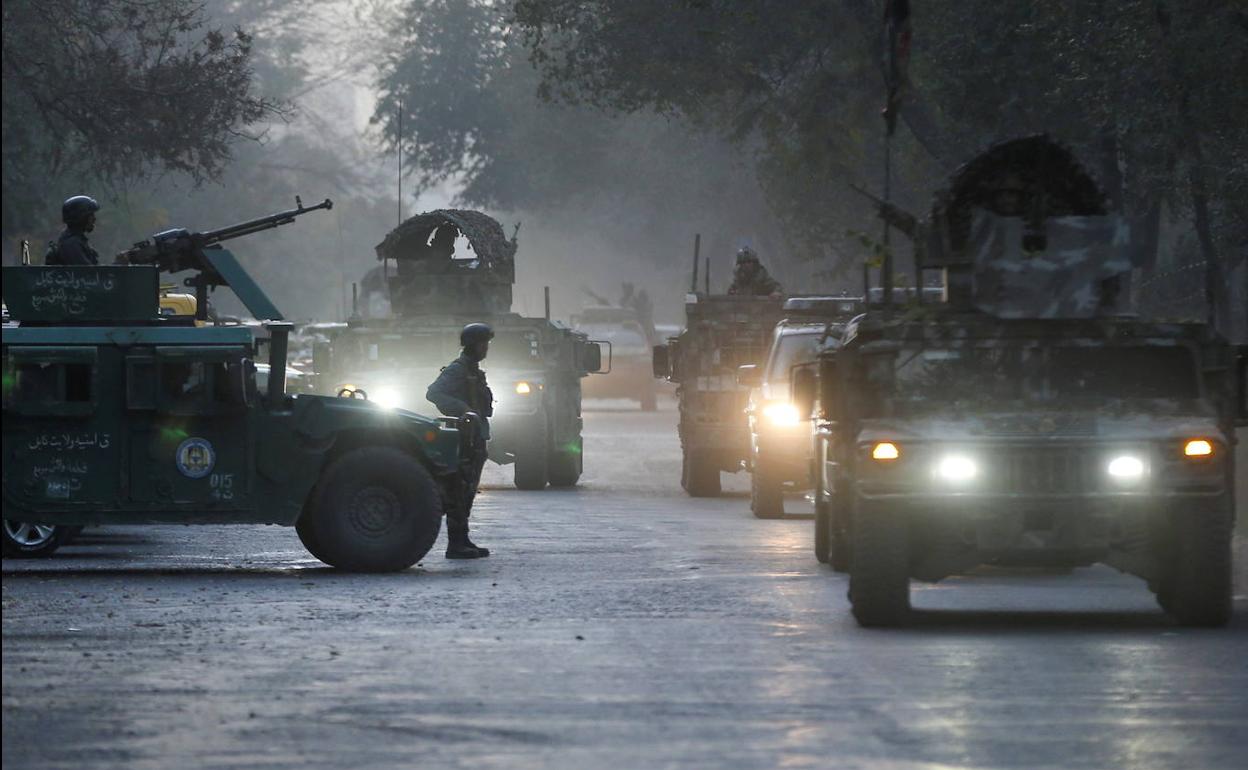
[118,196,333,269]
[849,184,918,240]
[199,196,334,246]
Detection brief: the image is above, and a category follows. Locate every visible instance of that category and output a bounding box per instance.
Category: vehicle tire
[548,435,583,488]
[299,446,442,572]
[848,498,910,627]
[2,521,71,559]
[814,493,831,564]
[750,462,784,518]
[1158,497,1233,627]
[683,449,721,497]
[829,490,852,573]
[514,417,550,490]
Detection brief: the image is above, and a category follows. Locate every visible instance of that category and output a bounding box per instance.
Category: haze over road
[4,405,1247,770]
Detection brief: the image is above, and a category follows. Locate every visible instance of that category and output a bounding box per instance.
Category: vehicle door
[125,345,253,509]
[2,345,121,509]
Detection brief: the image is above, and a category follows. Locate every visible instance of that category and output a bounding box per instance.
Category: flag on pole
[882,0,912,136]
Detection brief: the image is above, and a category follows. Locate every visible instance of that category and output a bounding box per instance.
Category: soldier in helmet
[46,196,102,266]
[426,322,495,559]
[727,247,782,297]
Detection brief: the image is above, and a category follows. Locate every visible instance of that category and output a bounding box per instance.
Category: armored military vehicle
[654,292,786,496]
[798,136,1248,626]
[737,296,862,517]
[315,210,604,490]
[2,198,469,571]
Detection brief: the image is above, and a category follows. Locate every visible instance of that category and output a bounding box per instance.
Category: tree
[513,0,1248,329]
[2,0,280,242]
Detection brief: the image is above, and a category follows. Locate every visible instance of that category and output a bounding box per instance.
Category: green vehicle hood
[289,394,460,470]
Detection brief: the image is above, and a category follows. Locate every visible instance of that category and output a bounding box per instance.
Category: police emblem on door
[175,437,216,479]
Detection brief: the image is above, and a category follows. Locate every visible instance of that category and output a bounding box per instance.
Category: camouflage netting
[373,209,517,316]
[375,209,517,274]
[933,135,1108,255]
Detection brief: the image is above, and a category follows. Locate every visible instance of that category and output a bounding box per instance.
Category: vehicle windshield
[766,331,822,384]
[577,322,648,353]
[889,344,1198,410]
[343,330,545,372]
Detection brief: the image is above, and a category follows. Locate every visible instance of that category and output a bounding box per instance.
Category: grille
[996,446,1098,494]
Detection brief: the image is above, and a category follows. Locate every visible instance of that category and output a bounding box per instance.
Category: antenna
[690,233,701,292]
[704,256,710,295]
[397,95,403,226]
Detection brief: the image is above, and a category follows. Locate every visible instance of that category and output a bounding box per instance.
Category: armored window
[154,346,250,414]
[3,346,97,416]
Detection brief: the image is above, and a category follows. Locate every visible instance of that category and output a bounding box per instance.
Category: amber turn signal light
[1183,439,1213,457]
[871,442,900,461]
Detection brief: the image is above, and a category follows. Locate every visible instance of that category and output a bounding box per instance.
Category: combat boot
[445,536,484,559]
[463,538,490,557]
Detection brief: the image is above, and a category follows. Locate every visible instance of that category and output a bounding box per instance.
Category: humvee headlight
[934,455,978,483]
[1107,455,1145,481]
[515,381,532,395]
[1183,439,1213,457]
[762,401,800,427]
[372,386,402,409]
[871,442,900,461]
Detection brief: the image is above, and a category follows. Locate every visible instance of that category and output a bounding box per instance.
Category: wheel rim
[4,521,58,547]
[347,486,402,537]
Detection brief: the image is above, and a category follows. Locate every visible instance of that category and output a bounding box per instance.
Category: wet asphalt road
[4,405,1248,770]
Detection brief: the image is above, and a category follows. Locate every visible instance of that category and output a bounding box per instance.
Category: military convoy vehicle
[653,293,786,496]
[573,304,658,410]
[314,210,604,491]
[796,136,1248,627]
[2,198,470,571]
[737,296,862,518]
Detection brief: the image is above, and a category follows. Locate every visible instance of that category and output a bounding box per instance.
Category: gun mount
[117,197,333,322]
[373,209,516,316]
[854,135,1137,319]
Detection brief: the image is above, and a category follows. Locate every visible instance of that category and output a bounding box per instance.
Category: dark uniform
[427,330,494,556]
[46,196,101,266]
[727,247,782,296]
[46,229,100,266]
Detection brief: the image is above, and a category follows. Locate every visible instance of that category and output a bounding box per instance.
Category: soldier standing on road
[727,247,782,297]
[46,196,102,266]
[427,322,495,559]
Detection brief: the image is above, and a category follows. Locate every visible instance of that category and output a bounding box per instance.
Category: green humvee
[799,137,1248,626]
[317,210,605,491]
[2,200,466,571]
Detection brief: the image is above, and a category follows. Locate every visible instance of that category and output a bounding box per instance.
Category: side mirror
[652,345,670,379]
[791,364,817,419]
[736,364,762,388]
[582,340,608,374]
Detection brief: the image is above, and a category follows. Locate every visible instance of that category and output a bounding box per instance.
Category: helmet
[736,247,759,264]
[62,195,100,227]
[460,322,495,347]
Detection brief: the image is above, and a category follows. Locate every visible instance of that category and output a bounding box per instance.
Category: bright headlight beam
[372,386,401,410]
[1184,439,1213,457]
[872,442,900,461]
[1106,455,1145,480]
[762,401,800,426]
[515,381,532,395]
[935,455,978,482]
